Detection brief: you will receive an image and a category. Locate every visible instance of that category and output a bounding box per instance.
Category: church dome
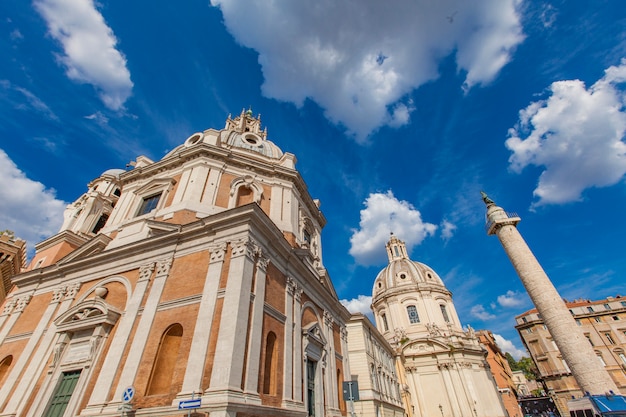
[223,130,283,159]
[372,235,446,300]
[100,168,125,178]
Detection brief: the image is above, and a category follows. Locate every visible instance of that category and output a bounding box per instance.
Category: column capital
[155,257,173,277]
[256,255,269,272]
[209,242,227,262]
[138,262,155,282]
[14,295,32,313]
[231,238,256,260]
[65,282,81,300]
[51,287,66,304]
[1,299,16,316]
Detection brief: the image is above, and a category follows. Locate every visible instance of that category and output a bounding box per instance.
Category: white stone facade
[371,235,506,417]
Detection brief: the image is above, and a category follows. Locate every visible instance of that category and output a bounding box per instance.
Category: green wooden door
[44,370,81,417]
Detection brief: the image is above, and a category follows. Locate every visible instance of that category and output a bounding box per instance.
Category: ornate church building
[0,111,351,417]
[371,235,507,417]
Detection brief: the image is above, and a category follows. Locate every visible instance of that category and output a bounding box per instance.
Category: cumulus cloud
[0,149,67,248]
[341,295,373,315]
[493,333,527,360]
[470,304,496,320]
[34,0,133,110]
[497,290,527,307]
[506,59,626,206]
[211,0,524,140]
[349,191,437,266]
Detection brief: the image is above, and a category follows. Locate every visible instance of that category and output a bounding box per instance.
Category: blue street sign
[178,398,201,409]
[122,386,135,403]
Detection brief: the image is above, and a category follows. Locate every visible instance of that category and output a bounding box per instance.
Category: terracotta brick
[161,251,210,302]
[264,263,285,314]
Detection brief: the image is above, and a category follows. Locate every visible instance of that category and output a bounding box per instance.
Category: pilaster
[243,251,268,396]
[113,257,172,401]
[208,238,256,393]
[180,243,227,395]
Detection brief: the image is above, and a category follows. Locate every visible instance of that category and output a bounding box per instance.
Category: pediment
[55,298,121,333]
[57,234,112,265]
[303,321,327,346]
[146,220,182,236]
[135,177,176,195]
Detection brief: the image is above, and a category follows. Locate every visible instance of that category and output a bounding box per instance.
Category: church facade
[0,111,351,417]
[371,235,507,417]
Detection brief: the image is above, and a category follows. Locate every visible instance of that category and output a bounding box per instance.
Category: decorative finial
[480,191,495,206]
[246,106,253,116]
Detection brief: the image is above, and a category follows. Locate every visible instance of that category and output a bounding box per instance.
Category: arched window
[407,305,420,324]
[262,332,278,395]
[0,355,12,384]
[147,324,183,395]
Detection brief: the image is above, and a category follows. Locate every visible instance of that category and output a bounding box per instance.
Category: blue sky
[1,0,625,359]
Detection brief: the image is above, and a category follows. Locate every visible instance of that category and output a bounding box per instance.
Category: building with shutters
[0,110,351,417]
[515,296,626,415]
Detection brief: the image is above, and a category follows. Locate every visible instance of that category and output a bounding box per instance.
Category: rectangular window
[440,305,450,323]
[594,317,602,323]
[587,306,594,313]
[585,335,594,346]
[604,303,611,310]
[381,314,389,332]
[576,319,582,326]
[137,193,161,216]
[407,305,420,324]
[44,370,81,417]
[621,301,626,308]
[605,333,615,345]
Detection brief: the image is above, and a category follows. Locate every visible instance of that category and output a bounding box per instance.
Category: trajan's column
[482,192,618,395]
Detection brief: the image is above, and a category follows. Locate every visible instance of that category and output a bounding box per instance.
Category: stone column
[180,243,226,395]
[483,194,619,395]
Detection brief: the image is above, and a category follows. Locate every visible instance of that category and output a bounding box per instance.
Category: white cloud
[470,304,496,320]
[211,0,524,140]
[34,0,133,110]
[497,290,527,307]
[493,333,526,360]
[341,295,373,315]
[349,191,436,266]
[506,59,626,206]
[440,220,457,240]
[0,149,67,249]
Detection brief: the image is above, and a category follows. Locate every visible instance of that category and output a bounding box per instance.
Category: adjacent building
[0,232,26,305]
[477,330,522,417]
[345,313,405,417]
[516,296,626,415]
[0,111,351,417]
[371,235,507,417]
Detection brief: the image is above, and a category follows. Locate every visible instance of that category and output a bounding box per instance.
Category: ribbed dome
[372,235,446,299]
[224,130,283,159]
